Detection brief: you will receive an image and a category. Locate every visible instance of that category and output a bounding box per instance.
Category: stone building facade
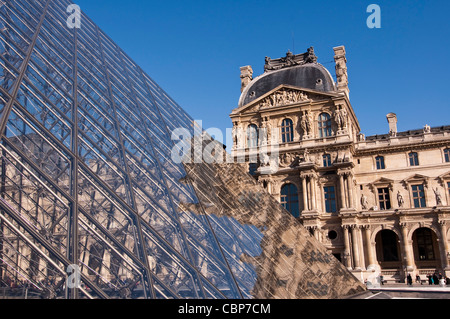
[230,46,450,283]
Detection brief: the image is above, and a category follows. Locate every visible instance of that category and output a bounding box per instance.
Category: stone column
[310,176,317,210]
[400,223,414,272]
[342,225,352,270]
[364,226,377,267]
[346,173,355,208]
[301,176,308,211]
[356,226,366,270]
[339,173,346,209]
[439,221,450,270]
[351,225,361,270]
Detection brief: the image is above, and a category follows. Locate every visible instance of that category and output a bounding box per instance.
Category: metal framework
[0,0,263,299]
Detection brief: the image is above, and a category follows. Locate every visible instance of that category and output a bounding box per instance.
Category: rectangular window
[377,187,391,210]
[412,184,426,208]
[444,149,450,163]
[409,152,419,166]
[376,156,385,170]
[323,154,332,167]
[324,186,337,213]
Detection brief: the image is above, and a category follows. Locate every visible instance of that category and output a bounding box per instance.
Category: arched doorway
[412,227,441,274]
[375,230,402,281]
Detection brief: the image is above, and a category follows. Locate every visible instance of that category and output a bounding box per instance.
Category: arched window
[281,119,294,143]
[414,228,436,261]
[247,124,258,148]
[281,184,299,217]
[377,230,399,262]
[318,113,332,138]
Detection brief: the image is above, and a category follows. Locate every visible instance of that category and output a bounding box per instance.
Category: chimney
[240,65,253,93]
[386,113,398,136]
[333,46,349,98]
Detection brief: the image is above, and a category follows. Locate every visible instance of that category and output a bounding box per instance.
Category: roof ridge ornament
[264,47,318,73]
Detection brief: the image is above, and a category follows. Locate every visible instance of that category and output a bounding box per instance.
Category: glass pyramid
[0,0,365,299]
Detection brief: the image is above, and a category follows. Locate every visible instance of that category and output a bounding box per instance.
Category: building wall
[230,47,450,283]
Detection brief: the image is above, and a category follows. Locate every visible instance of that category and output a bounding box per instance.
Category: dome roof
[239,63,336,108]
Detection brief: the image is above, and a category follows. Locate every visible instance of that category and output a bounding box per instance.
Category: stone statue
[361,194,369,210]
[397,191,404,208]
[300,111,308,136]
[434,187,443,206]
[335,105,348,131]
[304,149,311,162]
[232,122,238,148]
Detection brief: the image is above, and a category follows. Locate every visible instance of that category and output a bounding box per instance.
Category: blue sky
[75,0,450,141]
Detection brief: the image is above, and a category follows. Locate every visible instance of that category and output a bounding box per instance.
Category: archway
[375,229,402,281]
[412,227,441,275]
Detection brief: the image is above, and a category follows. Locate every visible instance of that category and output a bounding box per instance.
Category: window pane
[409,152,419,166]
[412,185,425,208]
[323,154,332,167]
[281,119,293,143]
[247,124,258,148]
[318,113,331,138]
[378,188,391,210]
[281,184,299,217]
[444,149,450,163]
[376,156,385,170]
[324,186,336,213]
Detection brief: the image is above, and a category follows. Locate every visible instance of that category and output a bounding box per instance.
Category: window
[324,186,337,213]
[281,119,294,143]
[444,149,450,163]
[377,188,391,210]
[247,124,258,148]
[328,230,338,240]
[248,163,258,176]
[379,230,399,262]
[281,184,299,217]
[409,152,419,166]
[318,113,332,138]
[323,154,332,167]
[415,228,435,260]
[376,156,385,170]
[412,184,426,208]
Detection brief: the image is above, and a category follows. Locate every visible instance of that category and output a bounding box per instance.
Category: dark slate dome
[239,63,336,108]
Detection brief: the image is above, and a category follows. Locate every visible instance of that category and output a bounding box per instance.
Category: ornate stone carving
[397,191,404,208]
[279,153,298,168]
[260,118,271,146]
[334,104,348,132]
[264,47,318,73]
[240,65,253,93]
[434,187,443,206]
[259,88,310,109]
[361,194,369,210]
[300,110,313,138]
[334,46,349,96]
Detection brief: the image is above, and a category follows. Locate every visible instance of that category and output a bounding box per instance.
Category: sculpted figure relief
[334,105,348,131]
[361,194,369,210]
[434,187,443,206]
[397,191,404,208]
[300,110,313,137]
[259,89,309,109]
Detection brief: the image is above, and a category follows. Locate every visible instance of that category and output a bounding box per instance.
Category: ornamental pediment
[232,85,337,115]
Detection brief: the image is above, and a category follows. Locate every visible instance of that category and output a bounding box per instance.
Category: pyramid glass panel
[0,0,366,299]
